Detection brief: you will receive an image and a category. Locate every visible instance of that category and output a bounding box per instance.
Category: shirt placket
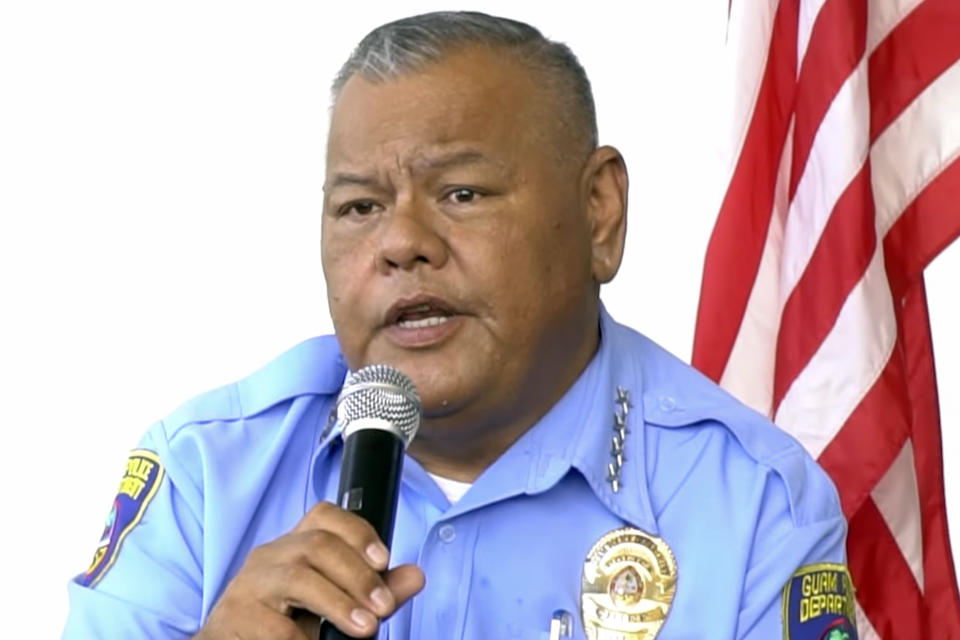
[410,514,479,639]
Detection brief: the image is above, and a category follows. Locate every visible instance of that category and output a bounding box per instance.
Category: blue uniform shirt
[63,309,853,639]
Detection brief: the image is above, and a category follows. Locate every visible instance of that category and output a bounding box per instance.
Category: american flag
[691,0,960,636]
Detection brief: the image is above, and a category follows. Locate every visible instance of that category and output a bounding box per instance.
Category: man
[63,11,857,640]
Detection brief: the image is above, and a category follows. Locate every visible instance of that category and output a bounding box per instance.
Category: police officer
[63,12,857,640]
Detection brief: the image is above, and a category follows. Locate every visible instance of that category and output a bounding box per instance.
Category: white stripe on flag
[720,0,779,182]
[774,244,895,456]
[717,119,794,417]
[871,439,925,590]
[873,59,960,236]
[797,0,828,64]
[780,59,869,304]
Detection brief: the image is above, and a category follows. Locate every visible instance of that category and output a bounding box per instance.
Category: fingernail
[366,542,389,567]
[370,586,393,614]
[350,608,376,630]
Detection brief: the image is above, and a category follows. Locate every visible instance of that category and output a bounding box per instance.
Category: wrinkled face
[322,46,600,440]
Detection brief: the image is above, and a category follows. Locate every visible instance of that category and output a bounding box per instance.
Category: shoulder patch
[77,449,165,587]
[782,563,857,639]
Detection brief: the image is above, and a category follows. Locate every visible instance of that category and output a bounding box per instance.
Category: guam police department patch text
[782,563,857,640]
[77,449,165,587]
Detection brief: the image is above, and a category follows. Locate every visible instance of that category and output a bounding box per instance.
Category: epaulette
[162,335,347,434]
[610,320,841,528]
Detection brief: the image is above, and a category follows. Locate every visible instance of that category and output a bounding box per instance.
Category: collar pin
[607,387,631,493]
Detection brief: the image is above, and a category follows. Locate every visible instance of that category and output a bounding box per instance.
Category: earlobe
[583,146,628,284]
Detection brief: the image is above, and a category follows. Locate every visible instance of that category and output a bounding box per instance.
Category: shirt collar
[538,305,659,534]
[439,305,659,533]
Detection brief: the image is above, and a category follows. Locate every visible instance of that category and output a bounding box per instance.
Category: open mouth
[393,302,453,329]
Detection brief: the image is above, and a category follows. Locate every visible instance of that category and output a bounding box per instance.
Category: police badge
[581,527,677,639]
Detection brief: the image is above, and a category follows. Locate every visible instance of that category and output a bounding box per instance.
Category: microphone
[317,364,421,640]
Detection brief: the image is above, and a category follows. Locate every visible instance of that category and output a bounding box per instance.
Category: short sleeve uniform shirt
[63,309,855,639]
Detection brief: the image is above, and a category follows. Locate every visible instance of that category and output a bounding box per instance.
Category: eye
[338,200,380,217]
[444,188,480,204]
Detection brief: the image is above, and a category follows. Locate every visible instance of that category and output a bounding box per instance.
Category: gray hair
[332,11,598,153]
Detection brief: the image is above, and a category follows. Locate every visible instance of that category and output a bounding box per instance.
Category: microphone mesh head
[336,364,421,446]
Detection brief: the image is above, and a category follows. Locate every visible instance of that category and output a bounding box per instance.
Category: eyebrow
[325,149,502,191]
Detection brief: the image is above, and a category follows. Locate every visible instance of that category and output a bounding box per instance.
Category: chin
[408,373,469,414]
[390,361,477,417]
[353,335,493,414]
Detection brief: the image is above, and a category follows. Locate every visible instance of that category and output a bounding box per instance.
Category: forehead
[326,46,550,169]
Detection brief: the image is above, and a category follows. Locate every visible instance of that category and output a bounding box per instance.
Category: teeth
[398,316,450,329]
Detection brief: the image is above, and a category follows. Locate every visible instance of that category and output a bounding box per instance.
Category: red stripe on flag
[902,281,960,628]
[691,0,800,382]
[847,497,927,637]
[789,0,866,199]
[884,156,960,298]
[869,0,960,141]
[816,343,910,518]
[772,164,876,411]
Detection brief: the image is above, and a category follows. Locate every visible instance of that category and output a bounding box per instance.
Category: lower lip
[383,315,464,348]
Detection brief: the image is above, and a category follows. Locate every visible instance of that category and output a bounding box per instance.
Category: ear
[581,145,628,284]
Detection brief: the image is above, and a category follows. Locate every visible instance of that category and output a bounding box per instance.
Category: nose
[375,196,449,274]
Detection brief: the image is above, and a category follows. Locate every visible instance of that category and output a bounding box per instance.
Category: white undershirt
[428,472,473,504]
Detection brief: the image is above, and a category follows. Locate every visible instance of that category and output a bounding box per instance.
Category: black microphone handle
[318,428,406,640]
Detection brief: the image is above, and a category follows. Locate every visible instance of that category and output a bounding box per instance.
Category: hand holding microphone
[194,365,425,640]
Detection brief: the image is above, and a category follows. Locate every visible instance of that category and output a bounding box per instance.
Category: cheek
[321,232,373,351]
[512,213,586,287]
[322,229,366,298]
[457,221,531,296]
[464,226,555,327]
[320,254,344,308]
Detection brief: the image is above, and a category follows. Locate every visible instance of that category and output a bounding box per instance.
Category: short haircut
[332,11,598,155]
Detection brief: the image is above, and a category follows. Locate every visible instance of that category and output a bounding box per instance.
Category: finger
[202,600,309,640]
[384,564,426,607]
[295,529,395,617]
[238,530,392,620]
[282,564,380,638]
[248,602,311,640]
[295,502,391,571]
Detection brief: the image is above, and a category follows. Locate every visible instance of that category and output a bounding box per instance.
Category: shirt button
[438,524,456,543]
[659,395,677,412]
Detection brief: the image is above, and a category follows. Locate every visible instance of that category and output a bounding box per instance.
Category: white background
[1,2,957,637]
